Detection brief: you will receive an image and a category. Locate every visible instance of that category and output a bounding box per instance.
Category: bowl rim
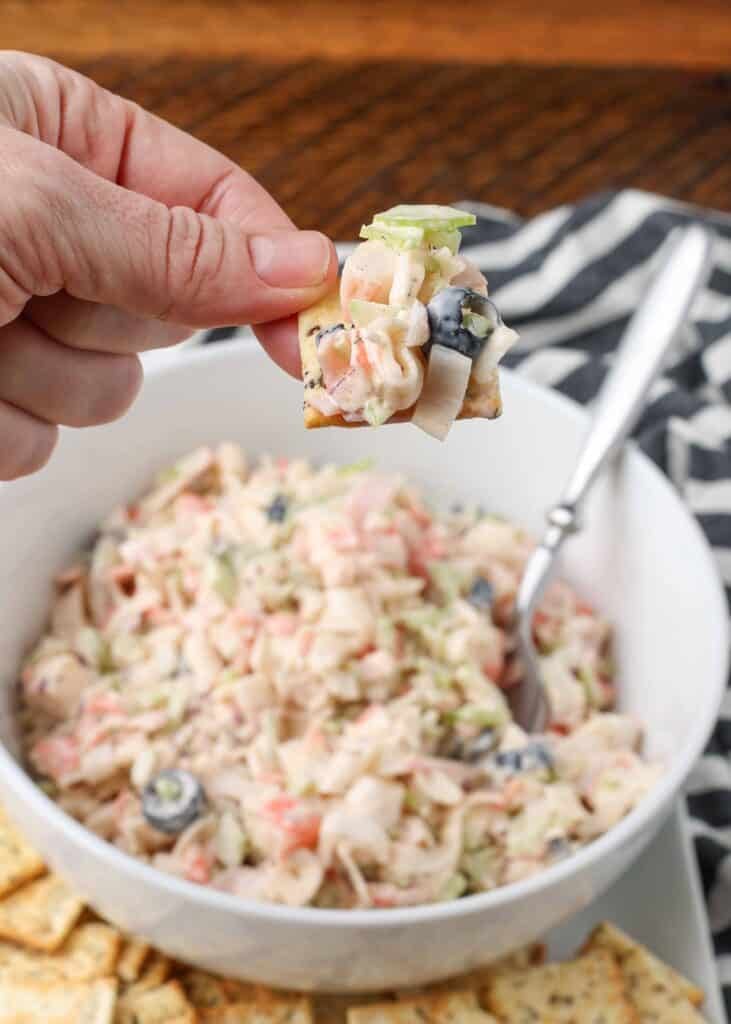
[0,338,727,928]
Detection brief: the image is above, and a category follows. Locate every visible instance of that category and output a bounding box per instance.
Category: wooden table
[4,1,731,236]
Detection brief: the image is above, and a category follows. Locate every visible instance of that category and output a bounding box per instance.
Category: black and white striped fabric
[202,188,731,1011]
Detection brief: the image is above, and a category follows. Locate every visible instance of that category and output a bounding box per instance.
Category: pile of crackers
[0,807,707,1022]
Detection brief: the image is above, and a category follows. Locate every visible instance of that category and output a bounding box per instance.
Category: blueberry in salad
[143,770,206,835]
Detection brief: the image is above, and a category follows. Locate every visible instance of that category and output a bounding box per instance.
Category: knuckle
[161,207,225,319]
[78,354,142,426]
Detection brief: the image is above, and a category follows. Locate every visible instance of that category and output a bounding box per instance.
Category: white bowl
[0,341,726,991]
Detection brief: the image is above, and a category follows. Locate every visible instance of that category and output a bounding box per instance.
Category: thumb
[0,129,337,330]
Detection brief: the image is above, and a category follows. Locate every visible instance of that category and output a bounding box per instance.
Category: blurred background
[3,0,731,235]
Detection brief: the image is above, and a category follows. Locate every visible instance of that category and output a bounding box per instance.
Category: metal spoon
[510,224,714,733]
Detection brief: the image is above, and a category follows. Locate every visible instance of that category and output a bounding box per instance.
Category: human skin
[0,51,336,480]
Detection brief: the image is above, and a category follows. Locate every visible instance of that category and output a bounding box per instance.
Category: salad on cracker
[299,206,517,440]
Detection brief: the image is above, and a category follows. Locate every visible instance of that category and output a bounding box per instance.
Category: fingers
[0,400,58,481]
[255,316,303,379]
[0,317,143,427]
[0,126,338,332]
[0,53,294,229]
[24,293,193,354]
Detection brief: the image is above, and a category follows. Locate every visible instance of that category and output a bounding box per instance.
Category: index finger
[0,51,292,229]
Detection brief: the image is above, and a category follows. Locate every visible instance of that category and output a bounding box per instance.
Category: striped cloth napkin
[200,189,731,1013]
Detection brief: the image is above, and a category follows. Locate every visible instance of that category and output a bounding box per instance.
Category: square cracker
[0,921,121,983]
[584,922,704,1009]
[617,947,706,1023]
[395,943,546,999]
[117,936,151,982]
[202,989,313,1024]
[486,948,639,1024]
[299,291,502,430]
[0,976,116,1024]
[0,808,45,897]
[0,873,84,951]
[348,991,497,1024]
[115,980,195,1024]
[179,967,229,1009]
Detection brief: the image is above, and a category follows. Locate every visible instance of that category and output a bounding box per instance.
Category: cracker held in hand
[299,206,517,440]
[0,808,45,898]
[0,872,84,951]
[486,948,639,1024]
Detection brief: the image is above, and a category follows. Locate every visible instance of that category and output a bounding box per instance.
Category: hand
[0,52,337,480]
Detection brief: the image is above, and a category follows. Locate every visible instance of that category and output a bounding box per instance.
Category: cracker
[348,991,496,1024]
[314,993,386,1024]
[115,980,195,1024]
[0,921,121,983]
[0,808,45,898]
[617,947,706,1023]
[486,949,639,1024]
[395,943,546,998]
[299,291,502,430]
[117,936,151,981]
[0,873,84,951]
[0,976,116,1023]
[584,922,704,1008]
[179,967,229,1008]
[122,952,172,995]
[203,989,313,1024]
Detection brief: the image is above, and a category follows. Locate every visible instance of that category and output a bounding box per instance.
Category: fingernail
[249,231,331,288]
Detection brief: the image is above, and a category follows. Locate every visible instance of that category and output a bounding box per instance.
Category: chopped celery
[576,665,605,708]
[360,222,426,250]
[361,205,475,253]
[462,311,491,339]
[428,563,468,603]
[375,615,397,652]
[373,205,476,232]
[350,299,397,327]
[205,551,238,605]
[215,813,247,868]
[448,704,508,729]
[336,456,376,477]
[439,873,468,901]
[363,398,392,427]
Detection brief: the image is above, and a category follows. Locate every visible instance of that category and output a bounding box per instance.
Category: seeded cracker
[0,873,84,951]
[298,291,503,431]
[179,967,229,1008]
[0,921,121,983]
[0,976,116,1024]
[486,948,639,1024]
[584,922,704,1009]
[613,947,706,1023]
[394,943,547,998]
[115,979,196,1024]
[348,991,497,1024]
[0,808,45,897]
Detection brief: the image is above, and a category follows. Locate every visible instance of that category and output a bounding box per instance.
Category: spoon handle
[547,224,713,543]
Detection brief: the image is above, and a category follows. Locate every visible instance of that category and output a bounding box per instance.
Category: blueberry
[426,287,501,360]
[443,727,497,763]
[546,836,572,860]
[266,495,288,523]
[494,742,554,774]
[467,576,494,610]
[142,769,206,835]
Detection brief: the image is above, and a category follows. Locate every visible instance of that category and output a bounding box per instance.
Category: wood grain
[54,57,731,233]
[4,0,731,68]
